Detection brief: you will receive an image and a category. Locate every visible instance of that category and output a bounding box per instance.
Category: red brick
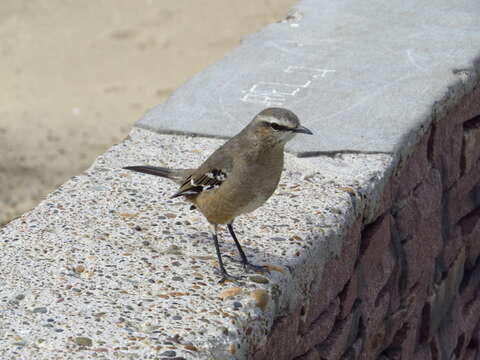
[466,233,480,269]
[471,319,480,352]
[316,307,361,360]
[383,288,417,348]
[402,212,443,290]
[379,285,424,359]
[393,169,443,247]
[380,319,417,360]
[448,85,480,126]
[300,298,340,355]
[432,289,478,359]
[359,291,390,358]
[416,212,443,257]
[463,295,480,337]
[430,336,441,360]
[431,122,463,189]
[342,336,363,360]
[392,128,431,201]
[374,178,393,219]
[441,226,464,269]
[393,195,420,241]
[398,320,418,360]
[462,118,480,174]
[305,219,361,328]
[252,307,301,360]
[430,85,480,189]
[412,169,443,217]
[295,349,321,360]
[403,238,435,289]
[378,319,415,360]
[421,248,465,342]
[338,272,359,319]
[414,344,432,360]
[462,348,479,360]
[458,207,480,268]
[446,159,480,226]
[357,214,395,311]
[437,315,465,360]
[460,264,480,341]
[385,261,403,313]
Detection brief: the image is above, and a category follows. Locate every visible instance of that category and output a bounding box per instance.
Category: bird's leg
[210,224,240,283]
[225,222,270,274]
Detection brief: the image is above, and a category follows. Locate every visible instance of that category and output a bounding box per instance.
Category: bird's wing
[171,140,236,198]
[172,168,228,198]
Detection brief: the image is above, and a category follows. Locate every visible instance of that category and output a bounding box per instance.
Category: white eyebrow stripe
[262,116,294,128]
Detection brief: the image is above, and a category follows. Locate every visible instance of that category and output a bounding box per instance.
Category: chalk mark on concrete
[240,66,335,106]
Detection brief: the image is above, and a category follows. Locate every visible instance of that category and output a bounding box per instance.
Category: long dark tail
[123,166,190,184]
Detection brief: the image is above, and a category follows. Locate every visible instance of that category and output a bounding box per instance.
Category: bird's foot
[244,263,271,274]
[215,268,242,284]
[224,255,270,274]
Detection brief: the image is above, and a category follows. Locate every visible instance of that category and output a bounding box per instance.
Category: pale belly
[194,167,281,224]
[193,148,284,224]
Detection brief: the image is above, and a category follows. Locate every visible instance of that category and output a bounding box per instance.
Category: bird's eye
[270,123,283,131]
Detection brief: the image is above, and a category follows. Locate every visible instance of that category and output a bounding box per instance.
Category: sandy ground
[0,0,295,226]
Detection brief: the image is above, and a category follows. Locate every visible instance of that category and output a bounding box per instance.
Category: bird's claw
[244,263,271,274]
[215,268,242,284]
[224,255,270,274]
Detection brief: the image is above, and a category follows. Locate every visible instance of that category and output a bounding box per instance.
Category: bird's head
[248,107,313,146]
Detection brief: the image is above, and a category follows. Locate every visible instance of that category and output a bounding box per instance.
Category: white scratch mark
[406,49,426,72]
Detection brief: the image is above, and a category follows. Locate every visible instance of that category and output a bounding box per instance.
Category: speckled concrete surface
[0,128,392,359]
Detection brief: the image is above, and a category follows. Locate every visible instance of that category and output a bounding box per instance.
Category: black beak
[292,125,313,135]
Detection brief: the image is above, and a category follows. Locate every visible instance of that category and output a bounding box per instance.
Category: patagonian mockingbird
[124,107,312,283]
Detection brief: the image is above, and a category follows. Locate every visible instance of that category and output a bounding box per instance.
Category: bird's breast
[192,148,284,224]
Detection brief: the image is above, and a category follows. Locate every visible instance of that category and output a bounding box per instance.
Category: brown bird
[124,108,312,282]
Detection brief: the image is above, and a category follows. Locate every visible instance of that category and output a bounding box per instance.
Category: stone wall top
[138,0,480,157]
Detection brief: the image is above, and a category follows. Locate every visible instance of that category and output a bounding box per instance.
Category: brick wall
[253,85,480,360]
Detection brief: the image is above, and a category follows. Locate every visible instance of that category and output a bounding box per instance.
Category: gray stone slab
[0,128,392,359]
[138,0,480,156]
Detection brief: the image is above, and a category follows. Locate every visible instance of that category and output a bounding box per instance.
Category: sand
[0,0,295,225]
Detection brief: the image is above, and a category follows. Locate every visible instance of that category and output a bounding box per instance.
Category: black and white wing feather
[169,131,238,198]
[172,169,228,198]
